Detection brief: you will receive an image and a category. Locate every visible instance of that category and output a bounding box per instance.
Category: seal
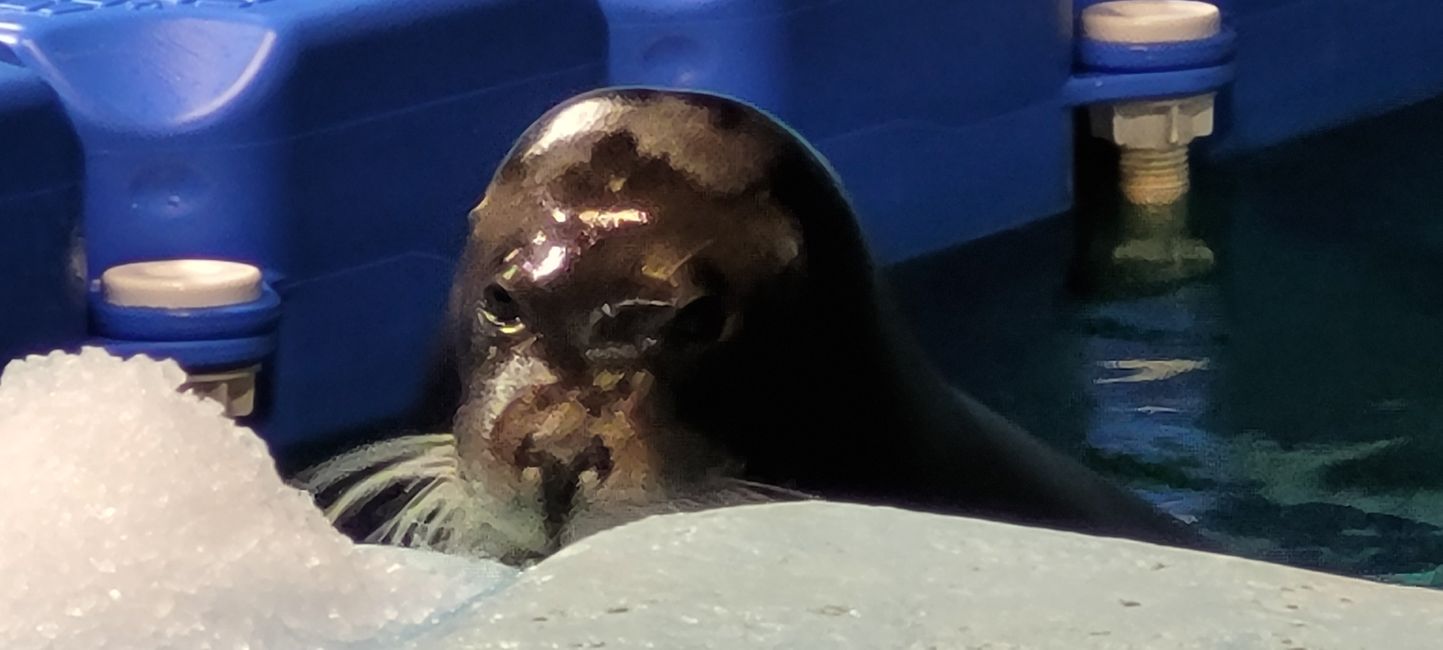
[295,87,1206,563]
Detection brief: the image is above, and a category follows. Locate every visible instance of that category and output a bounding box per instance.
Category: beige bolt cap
[102,259,262,309]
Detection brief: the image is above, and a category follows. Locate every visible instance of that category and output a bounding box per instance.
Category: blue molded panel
[1075,1,1443,158]
[1212,0,1443,159]
[1,0,1079,451]
[0,0,607,450]
[0,0,1434,454]
[0,62,86,363]
[603,0,1077,263]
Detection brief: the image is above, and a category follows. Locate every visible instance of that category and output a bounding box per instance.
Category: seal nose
[514,426,614,481]
[495,385,613,474]
[488,380,641,539]
[515,420,614,540]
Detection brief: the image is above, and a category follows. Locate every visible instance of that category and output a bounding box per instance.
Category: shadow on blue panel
[0,63,86,363]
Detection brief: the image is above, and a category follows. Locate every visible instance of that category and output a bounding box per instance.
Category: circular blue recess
[92,335,277,372]
[1077,28,1236,74]
[90,283,282,342]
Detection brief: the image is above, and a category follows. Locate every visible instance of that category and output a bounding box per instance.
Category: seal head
[298,88,1205,562]
[447,89,824,550]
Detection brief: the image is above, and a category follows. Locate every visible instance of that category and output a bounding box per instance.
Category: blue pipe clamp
[88,261,280,374]
[1065,8,1236,107]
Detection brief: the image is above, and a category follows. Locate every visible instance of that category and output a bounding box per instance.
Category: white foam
[0,348,516,649]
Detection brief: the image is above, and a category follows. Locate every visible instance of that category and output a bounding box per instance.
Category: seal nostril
[667,295,727,345]
[578,391,614,417]
[590,300,675,349]
[531,385,563,410]
[521,434,614,543]
[583,436,614,481]
[514,431,611,483]
[515,433,542,469]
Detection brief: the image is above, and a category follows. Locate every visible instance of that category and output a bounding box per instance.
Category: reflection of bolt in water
[1071,126,1227,521]
[1051,93,1443,582]
[1075,282,1230,525]
[1069,188,1443,581]
[1095,358,1210,384]
[1099,201,1216,291]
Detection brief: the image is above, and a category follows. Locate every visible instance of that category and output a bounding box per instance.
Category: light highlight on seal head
[515,92,778,194]
[578,208,649,231]
[529,97,618,155]
[529,245,569,281]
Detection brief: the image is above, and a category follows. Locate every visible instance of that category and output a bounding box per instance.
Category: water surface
[888,94,1443,586]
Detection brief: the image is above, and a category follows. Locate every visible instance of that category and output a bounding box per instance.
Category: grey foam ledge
[414,501,1443,649]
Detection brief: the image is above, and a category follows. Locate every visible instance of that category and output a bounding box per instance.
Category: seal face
[297,88,1204,563]
[446,90,821,549]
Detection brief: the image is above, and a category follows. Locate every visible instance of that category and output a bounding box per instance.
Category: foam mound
[0,348,515,649]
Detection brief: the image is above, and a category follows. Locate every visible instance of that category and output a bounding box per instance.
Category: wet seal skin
[295,87,1208,564]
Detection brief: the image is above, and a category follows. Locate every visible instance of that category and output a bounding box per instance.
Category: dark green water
[888,94,1443,586]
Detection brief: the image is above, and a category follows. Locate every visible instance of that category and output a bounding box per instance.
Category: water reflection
[890,96,1443,586]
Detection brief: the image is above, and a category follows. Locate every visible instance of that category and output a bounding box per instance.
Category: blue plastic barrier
[1074,0,1443,158]
[605,0,1077,263]
[0,0,607,450]
[1,0,1440,452]
[0,61,86,364]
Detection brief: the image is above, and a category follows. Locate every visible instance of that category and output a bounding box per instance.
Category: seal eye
[667,296,727,345]
[481,284,525,334]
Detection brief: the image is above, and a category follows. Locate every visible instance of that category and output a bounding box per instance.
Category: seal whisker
[293,433,458,493]
[402,503,446,547]
[424,504,460,548]
[723,478,820,501]
[368,475,450,545]
[321,454,455,523]
[400,487,466,550]
[359,469,549,560]
[388,477,466,547]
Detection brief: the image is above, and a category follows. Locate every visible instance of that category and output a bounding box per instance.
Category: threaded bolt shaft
[1119,146,1190,206]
